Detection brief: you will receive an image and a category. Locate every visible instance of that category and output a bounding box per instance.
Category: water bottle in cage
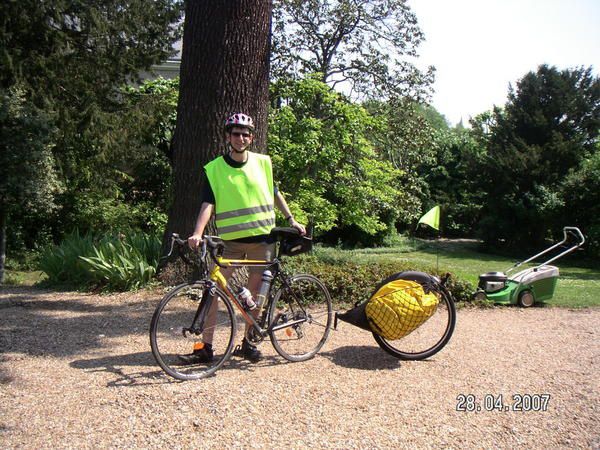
[237,287,256,310]
[255,269,273,308]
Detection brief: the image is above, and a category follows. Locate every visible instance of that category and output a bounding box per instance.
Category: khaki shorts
[222,241,275,274]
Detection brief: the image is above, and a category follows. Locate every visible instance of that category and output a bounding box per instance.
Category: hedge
[283,253,475,304]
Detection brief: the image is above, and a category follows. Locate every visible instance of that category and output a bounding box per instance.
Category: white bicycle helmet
[224,113,255,131]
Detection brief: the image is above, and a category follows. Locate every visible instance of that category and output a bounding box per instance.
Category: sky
[408,0,600,126]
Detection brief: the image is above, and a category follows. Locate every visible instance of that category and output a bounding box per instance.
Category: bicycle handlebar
[168,233,225,265]
[167,233,187,257]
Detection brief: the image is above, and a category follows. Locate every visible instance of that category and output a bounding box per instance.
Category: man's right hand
[188,234,203,250]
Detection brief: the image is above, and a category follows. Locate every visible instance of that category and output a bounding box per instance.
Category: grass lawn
[315,239,600,308]
[4,239,598,308]
[2,270,47,286]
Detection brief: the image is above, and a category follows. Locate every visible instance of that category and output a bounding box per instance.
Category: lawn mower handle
[507,227,585,273]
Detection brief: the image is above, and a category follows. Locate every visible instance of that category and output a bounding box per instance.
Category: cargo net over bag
[365,279,440,340]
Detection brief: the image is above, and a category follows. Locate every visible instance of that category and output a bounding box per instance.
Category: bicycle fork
[182,283,214,338]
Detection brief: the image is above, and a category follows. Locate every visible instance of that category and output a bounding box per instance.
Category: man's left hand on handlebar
[188,234,203,250]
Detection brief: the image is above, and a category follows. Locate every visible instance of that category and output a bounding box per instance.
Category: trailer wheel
[518,290,535,308]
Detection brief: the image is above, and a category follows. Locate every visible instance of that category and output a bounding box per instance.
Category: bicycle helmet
[224,113,255,132]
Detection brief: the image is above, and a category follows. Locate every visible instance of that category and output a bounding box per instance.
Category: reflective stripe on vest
[205,152,275,240]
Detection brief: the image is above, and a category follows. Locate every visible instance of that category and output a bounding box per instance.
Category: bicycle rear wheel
[373,288,456,360]
[150,281,237,380]
[269,274,333,362]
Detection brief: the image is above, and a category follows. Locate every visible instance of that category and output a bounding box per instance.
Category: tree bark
[162,0,272,258]
[0,207,6,284]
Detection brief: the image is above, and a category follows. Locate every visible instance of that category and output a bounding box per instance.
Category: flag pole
[417,205,441,274]
[436,229,440,273]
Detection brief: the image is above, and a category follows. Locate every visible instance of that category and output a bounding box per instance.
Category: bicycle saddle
[269,227,303,241]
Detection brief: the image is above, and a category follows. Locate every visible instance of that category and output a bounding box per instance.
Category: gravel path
[1,286,598,449]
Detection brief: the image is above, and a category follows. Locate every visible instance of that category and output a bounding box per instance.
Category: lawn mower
[473,227,585,307]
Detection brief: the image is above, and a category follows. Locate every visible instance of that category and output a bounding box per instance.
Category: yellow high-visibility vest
[205,152,275,240]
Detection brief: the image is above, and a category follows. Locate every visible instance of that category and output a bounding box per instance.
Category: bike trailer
[335,271,441,339]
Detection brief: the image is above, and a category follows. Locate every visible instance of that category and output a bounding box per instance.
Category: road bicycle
[150,228,333,381]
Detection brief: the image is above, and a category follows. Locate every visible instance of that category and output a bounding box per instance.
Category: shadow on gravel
[319,345,402,370]
[71,351,156,369]
[0,294,156,355]
[70,351,286,386]
[0,286,160,385]
[71,352,169,387]
[0,365,14,385]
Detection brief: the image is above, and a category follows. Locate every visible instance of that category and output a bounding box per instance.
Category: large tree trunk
[163,1,272,248]
[0,207,6,284]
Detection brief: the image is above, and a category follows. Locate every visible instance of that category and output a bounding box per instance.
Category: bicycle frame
[198,254,309,340]
[166,233,318,343]
[208,256,273,336]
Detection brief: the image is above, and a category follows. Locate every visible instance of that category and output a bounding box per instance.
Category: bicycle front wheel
[150,281,237,380]
[373,288,456,360]
[269,274,333,362]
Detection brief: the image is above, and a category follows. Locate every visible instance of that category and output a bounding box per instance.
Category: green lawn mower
[473,227,585,307]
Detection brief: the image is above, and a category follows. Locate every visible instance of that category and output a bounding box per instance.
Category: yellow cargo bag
[365,279,440,340]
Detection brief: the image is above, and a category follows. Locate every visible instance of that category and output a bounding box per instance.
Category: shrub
[283,250,475,304]
[39,231,160,291]
[269,77,404,238]
[39,231,96,286]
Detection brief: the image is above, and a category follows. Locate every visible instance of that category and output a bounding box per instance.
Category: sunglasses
[230,131,252,138]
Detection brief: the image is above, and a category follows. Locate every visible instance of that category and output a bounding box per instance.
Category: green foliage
[68,187,168,237]
[284,248,475,303]
[1,0,183,107]
[117,77,178,207]
[443,276,476,304]
[365,99,440,228]
[51,78,177,239]
[425,128,486,236]
[39,231,161,291]
[269,77,404,238]
[285,254,417,304]
[469,65,600,249]
[1,1,182,256]
[0,85,63,282]
[419,104,450,131]
[272,0,434,99]
[559,149,600,258]
[2,271,25,286]
[2,269,45,286]
[79,235,160,291]
[39,232,96,287]
[0,86,62,215]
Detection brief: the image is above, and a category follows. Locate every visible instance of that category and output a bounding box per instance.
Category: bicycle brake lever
[168,233,181,257]
[200,240,207,260]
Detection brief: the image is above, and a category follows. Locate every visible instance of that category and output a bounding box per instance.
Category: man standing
[181,113,305,363]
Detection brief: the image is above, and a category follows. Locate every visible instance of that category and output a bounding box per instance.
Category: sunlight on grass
[316,239,600,308]
[7,240,598,308]
[3,270,47,286]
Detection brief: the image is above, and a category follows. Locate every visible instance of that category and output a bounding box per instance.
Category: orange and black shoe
[178,343,214,365]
